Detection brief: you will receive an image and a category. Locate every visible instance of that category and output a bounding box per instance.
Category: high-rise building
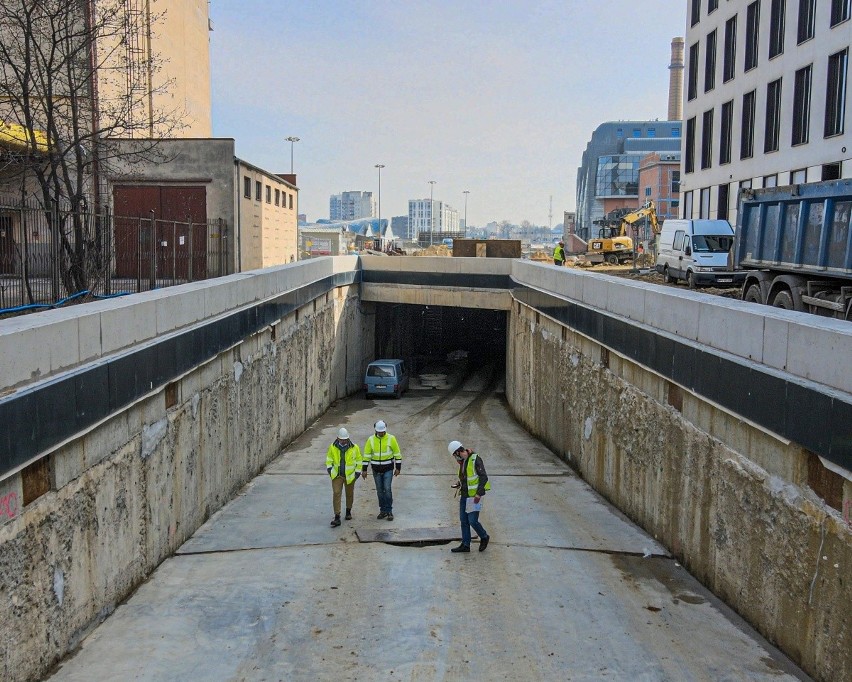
[329,191,376,221]
[391,216,410,240]
[408,198,459,240]
[575,121,682,240]
[681,0,851,224]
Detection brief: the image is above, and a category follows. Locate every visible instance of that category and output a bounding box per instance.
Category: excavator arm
[619,201,659,235]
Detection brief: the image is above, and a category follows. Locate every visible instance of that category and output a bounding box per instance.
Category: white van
[655,219,745,289]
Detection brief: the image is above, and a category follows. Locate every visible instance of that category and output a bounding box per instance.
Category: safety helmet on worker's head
[447,440,463,455]
[559,241,564,245]
[338,427,349,440]
[375,420,387,432]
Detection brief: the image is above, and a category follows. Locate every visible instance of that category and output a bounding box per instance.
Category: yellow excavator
[587,201,658,264]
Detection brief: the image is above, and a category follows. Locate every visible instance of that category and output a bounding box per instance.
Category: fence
[0,197,231,314]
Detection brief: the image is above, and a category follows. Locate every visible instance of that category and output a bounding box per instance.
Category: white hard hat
[448,440,463,455]
[338,428,349,440]
[375,420,386,431]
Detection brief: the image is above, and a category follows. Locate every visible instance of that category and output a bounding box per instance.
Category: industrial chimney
[668,37,684,121]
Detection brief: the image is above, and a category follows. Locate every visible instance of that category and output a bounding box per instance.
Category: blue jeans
[459,497,488,546]
[373,468,394,514]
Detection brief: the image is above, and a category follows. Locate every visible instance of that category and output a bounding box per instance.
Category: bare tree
[0,0,182,297]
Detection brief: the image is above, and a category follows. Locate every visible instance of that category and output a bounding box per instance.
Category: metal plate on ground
[356,526,460,544]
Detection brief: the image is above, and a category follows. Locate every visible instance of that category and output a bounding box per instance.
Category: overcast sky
[210,1,686,227]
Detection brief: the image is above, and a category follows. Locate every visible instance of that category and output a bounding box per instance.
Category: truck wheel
[743,284,762,304]
[687,271,697,289]
[772,290,795,310]
[663,266,674,284]
[606,254,619,265]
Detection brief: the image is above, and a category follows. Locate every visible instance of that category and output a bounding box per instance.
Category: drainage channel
[355,527,460,547]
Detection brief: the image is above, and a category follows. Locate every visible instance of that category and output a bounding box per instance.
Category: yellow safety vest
[464,454,491,497]
[326,441,362,483]
[364,433,401,466]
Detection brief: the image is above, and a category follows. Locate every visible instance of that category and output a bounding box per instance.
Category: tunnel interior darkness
[372,303,507,375]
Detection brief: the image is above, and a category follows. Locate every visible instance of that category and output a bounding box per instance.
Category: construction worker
[326,428,362,527]
[553,241,566,266]
[362,420,401,520]
[448,440,491,553]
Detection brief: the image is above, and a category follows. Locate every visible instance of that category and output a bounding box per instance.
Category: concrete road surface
[47,366,809,681]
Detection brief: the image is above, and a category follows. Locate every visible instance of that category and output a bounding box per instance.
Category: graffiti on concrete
[0,491,19,520]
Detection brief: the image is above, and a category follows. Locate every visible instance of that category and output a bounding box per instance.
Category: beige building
[237,162,299,269]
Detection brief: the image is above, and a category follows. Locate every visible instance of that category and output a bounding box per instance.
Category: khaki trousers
[332,476,355,516]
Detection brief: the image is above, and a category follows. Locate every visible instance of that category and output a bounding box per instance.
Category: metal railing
[0,196,231,315]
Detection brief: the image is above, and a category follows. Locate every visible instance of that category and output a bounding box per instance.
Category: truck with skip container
[734,179,852,319]
[655,218,745,289]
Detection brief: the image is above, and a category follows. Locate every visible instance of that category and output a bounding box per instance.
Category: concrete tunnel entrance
[372,303,507,375]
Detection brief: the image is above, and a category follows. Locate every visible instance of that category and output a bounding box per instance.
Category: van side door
[673,230,686,277]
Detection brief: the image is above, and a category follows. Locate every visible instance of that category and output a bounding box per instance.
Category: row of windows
[688,0,850,101]
[243,176,294,209]
[692,0,849,32]
[685,48,848,173]
[683,162,843,219]
[614,127,680,138]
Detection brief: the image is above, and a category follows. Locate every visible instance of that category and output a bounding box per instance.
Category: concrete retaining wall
[506,264,852,682]
[0,258,372,681]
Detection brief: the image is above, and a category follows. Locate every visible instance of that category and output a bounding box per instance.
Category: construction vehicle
[735,180,852,319]
[587,201,658,264]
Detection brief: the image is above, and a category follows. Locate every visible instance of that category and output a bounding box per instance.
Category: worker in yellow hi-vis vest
[362,420,401,521]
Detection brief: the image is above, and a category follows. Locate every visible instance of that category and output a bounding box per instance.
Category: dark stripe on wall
[512,285,852,472]
[360,270,516,290]
[0,272,358,478]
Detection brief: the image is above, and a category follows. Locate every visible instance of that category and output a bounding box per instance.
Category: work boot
[450,544,470,553]
[377,512,388,519]
[330,515,341,527]
[345,509,352,520]
[386,513,394,521]
[478,536,490,552]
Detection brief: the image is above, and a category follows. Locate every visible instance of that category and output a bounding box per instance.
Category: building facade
[329,191,376,221]
[391,215,410,240]
[408,198,460,239]
[638,151,682,222]
[681,0,851,224]
[575,121,682,239]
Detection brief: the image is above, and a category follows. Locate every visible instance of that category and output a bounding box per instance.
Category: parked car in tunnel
[364,359,409,398]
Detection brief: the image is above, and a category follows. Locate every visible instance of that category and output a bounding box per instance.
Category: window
[745,1,760,71]
[769,0,785,58]
[823,162,842,180]
[720,100,734,164]
[244,176,251,199]
[831,0,851,26]
[708,0,719,12]
[792,65,812,145]
[672,127,681,137]
[255,181,262,201]
[671,171,681,193]
[763,174,778,188]
[648,128,656,137]
[797,0,815,43]
[686,117,696,173]
[702,109,714,169]
[700,188,711,218]
[684,191,694,218]
[688,42,700,100]
[718,183,730,220]
[289,194,293,209]
[266,185,272,203]
[645,187,652,197]
[825,49,848,137]
[705,30,717,91]
[791,168,807,183]
[691,0,701,26]
[741,90,756,158]
[633,128,641,137]
[724,16,737,82]
[616,128,624,138]
[765,78,782,152]
[275,189,280,206]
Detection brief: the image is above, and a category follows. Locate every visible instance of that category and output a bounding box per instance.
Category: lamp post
[285,136,300,173]
[428,180,436,245]
[375,164,385,249]
[463,190,470,238]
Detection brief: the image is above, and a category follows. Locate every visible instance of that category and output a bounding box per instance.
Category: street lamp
[285,136,300,173]
[428,180,436,245]
[375,164,385,249]
[463,190,470,238]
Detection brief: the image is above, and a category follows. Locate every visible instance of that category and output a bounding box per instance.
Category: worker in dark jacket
[448,440,491,553]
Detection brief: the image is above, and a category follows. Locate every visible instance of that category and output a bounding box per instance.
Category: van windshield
[692,235,733,253]
[367,365,395,378]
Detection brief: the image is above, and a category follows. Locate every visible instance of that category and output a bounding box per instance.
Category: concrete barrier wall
[0,258,371,682]
[506,262,852,682]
